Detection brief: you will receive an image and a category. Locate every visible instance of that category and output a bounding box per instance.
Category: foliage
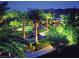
[0,3,79,57]
[60,14,77,45]
[48,22,77,45]
[40,11,54,20]
[27,8,42,23]
[49,34,69,46]
[0,23,29,57]
[64,8,79,44]
[3,11,17,19]
[0,2,12,27]
[60,15,69,26]
[10,20,21,28]
[0,2,28,57]
[75,16,79,37]
[0,2,9,16]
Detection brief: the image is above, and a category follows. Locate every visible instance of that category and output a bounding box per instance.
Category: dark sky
[1,1,79,11]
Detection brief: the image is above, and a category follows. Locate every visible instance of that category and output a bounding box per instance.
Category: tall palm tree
[40,11,54,36]
[22,15,26,39]
[17,11,27,39]
[27,8,42,45]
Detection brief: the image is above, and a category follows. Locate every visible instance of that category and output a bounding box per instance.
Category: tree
[40,11,54,36]
[0,2,27,57]
[76,16,79,45]
[0,2,9,24]
[16,11,27,39]
[27,8,42,45]
[68,8,79,44]
[60,13,77,45]
[69,8,76,28]
[0,28,28,57]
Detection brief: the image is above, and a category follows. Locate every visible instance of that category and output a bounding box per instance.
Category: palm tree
[0,2,27,57]
[40,11,54,36]
[0,27,28,57]
[27,8,42,45]
[22,15,26,39]
[16,11,27,39]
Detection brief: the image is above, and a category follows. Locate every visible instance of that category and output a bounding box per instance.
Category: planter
[24,45,55,58]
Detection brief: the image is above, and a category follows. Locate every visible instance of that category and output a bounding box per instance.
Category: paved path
[24,45,55,58]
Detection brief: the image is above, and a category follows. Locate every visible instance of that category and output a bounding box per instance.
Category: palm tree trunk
[46,19,48,36]
[35,22,39,45]
[22,17,26,39]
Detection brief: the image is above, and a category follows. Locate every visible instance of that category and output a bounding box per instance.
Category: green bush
[0,25,28,57]
[48,34,69,46]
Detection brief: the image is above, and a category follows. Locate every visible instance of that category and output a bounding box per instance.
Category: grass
[39,39,51,48]
[39,42,50,48]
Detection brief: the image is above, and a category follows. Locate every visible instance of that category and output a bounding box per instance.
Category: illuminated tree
[17,11,27,39]
[27,8,42,45]
[68,8,78,44]
[40,11,54,36]
[60,14,77,45]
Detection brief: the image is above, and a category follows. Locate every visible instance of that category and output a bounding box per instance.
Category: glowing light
[17,28,22,31]
[39,29,49,36]
[17,26,32,32]
[39,31,46,36]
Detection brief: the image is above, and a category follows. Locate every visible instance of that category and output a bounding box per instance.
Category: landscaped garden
[0,2,79,58]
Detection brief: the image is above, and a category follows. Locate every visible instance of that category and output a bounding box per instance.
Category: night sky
[1,1,79,11]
